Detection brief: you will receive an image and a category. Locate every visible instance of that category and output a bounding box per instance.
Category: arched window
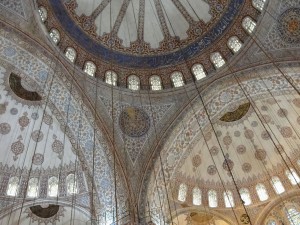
[191,64,206,80]
[105,70,118,86]
[84,61,96,76]
[224,190,235,208]
[285,207,300,225]
[7,176,19,196]
[256,183,269,201]
[27,178,39,198]
[208,190,218,208]
[266,220,276,225]
[65,47,76,63]
[239,188,252,205]
[49,28,60,44]
[210,52,226,69]
[48,176,59,197]
[38,6,47,22]
[128,75,140,90]
[242,17,257,34]
[286,168,300,185]
[66,173,78,195]
[178,183,187,202]
[252,0,266,11]
[150,75,162,91]
[271,177,285,194]
[171,71,184,87]
[192,187,201,205]
[228,36,242,53]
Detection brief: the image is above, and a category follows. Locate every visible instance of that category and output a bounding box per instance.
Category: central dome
[50,0,244,68]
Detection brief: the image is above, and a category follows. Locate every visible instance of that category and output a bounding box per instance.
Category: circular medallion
[280,126,293,138]
[242,163,252,173]
[207,165,217,176]
[31,130,44,142]
[32,153,44,165]
[0,123,11,135]
[278,8,300,44]
[255,149,267,161]
[210,146,219,156]
[119,107,150,137]
[192,154,201,168]
[236,145,246,154]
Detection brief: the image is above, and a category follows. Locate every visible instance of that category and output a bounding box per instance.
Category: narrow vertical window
[228,36,242,53]
[256,184,269,201]
[128,75,140,90]
[242,17,257,34]
[224,190,235,208]
[7,176,19,196]
[178,183,187,202]
[66,174,78,195]
[171,71,184,87]
[192,187,201,205]
[271,177,285,194]
[239,188,252,205]
[208,190,218,208]
[252,0,266,11]
[65,47,76,63]
[38,7,47,22]
[191,64,206,80]
[27,178,39,198]
[105,70,118,86]
[49,29,60,44]
[84,61,96,76]
[48,176,59,197]
[150,75,162,91]
[286,168,300,185]
[210,52,226,68]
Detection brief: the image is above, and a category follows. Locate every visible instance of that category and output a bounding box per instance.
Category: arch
[149,75,162,91]
[208,190,218,208]
[252,0,266,11]
[49,28,60,44]
[6,176,19,197]
[48,176,59,197]
[256,183,269,201]
[83,61,96,76]
[192,187,201,206]
[228,36,242,53]
[210,52,226,68]
[65,47,77,63]
[242,16,257,34]
[191,64,206,81]
[127,75,140,90]
[178,183,187,202]
[66,173,78,195]
[171,71,184,87]
[239,188,252,205]
[27,178,39,198]
[271,177,285,194]
[38,6,47,22]
[105,70,118,86]
[224,190,234,208]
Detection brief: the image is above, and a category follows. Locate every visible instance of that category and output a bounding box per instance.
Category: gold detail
[220,102,250,122]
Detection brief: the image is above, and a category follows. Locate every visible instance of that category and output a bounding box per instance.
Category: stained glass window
[84,61,96,76]
[65,47,76,63]
[27,178,39,198]
[49,29,60,44]
[208,190,218,208]
[285,207,300,225]
[105,70,118,86]
[66,173,78,195]
[239,188,252,205]
[210,52,226,68]
[38,7,47,22]
[271,177,285,194]
[171,72,184,87]
[242,17,257,34]
[252,0,266,11]
[192,187,201,205]
[48,176,59,197]
[178,183,187,202]
[224,190,235,208]
[7,176,19,196]
[286,169,300,185]
[228,36,242,53]
[128,75,140,90]
[256,184,269,201]
[191,64,206,80]
[150,75,162,91]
